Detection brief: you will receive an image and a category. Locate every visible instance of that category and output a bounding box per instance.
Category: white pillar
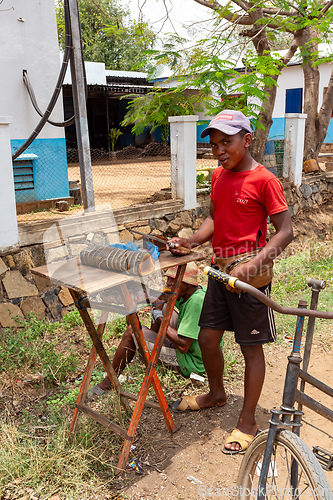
[0,117,19,251]
[283,113,307,187]
[168,115,198,210]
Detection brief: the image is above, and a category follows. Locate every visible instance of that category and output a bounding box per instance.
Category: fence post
[0,117,19,251]
[283,113,307,187]
[168,115,198,210]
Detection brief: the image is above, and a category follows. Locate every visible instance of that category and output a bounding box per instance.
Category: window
[285,88,303,113]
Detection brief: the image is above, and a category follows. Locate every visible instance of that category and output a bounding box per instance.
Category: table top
[32,251,205,295]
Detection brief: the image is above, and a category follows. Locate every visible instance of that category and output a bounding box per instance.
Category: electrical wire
[12,0,74,160]
[23,69,75,128]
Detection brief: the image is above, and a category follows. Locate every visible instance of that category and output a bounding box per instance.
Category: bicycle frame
[203,268,333,499]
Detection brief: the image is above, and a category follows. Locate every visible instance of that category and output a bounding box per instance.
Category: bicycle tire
[237,429,333,499]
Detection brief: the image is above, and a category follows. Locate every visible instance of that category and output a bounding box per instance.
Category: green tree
[121,87,199,144]
[191,0,333,162]
[56,0,156,71]
[133,0,333,162]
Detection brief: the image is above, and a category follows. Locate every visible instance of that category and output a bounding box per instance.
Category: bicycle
[204,266,333,500]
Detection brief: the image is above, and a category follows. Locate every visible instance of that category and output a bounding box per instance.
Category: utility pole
[67,0,95,210]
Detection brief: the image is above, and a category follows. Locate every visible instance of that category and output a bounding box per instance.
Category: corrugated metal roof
[105,69,148,78]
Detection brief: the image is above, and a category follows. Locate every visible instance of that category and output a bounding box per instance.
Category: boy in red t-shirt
[168,109,293,454]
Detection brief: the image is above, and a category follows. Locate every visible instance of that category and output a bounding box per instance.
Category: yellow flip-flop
[222,428,256,455]
[171,395,201,411]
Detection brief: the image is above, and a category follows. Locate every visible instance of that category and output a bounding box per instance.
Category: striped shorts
[199,275,276,346]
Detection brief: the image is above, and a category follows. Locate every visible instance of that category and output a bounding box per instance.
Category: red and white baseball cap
[201,109,252,138]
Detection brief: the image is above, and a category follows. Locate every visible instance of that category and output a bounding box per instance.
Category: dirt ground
[17,158,217,224]
[115,343,333,499]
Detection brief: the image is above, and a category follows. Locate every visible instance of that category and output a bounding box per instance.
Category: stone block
[132,226,151,240]
[180,212,193,227]
[21,297,46,319]
[325,162,333,172]
[119,229,134,243]
[69,243,87,256]
[314,192,323,204]
[311,184,319,193]
[164,214,175,222]
[33,274,52,291]
[106,231,120,245]
[0,258,8,275]
[167,221,181,235]
[92,233,107,246]
[154,219,169,233]
[46,245,68,262]
[55,200,69,211]
[300,183,312,199]
[3,271,38,299]
[58,287,74,306]
[42,289,62,319]
[178,228,193,239]
[193,217,204,230]
[0,303,24,327]
[284,188,295,205]
[13,249,35,273]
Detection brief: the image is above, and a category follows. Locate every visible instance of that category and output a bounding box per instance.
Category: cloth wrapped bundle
[80,245,154,276]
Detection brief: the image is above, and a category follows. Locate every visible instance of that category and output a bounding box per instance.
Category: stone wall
[0,173,332,328]
[283,173,333,216]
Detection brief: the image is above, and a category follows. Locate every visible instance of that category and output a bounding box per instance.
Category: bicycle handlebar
[203,266,333,320]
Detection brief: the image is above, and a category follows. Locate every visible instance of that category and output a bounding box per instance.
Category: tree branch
[193,0,223,10]
[319,0,333,16]
[280,32,302,68]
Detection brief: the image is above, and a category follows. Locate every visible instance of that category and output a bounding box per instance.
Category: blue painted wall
[11,138,69,204]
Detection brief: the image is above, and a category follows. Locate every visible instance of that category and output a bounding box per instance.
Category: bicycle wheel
[237,429,333,499]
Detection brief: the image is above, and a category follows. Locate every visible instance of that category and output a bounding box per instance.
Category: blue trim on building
[11,138,69,204]
[197,122,210,143]
[325,120,333,142]
[267,118,285,140]
[196,117,332,143]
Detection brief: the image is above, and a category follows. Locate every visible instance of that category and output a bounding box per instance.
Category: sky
[127,0,213,38]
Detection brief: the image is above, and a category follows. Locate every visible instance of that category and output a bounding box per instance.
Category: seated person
[87,262,206,400]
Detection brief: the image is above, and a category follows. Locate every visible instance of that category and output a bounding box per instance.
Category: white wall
[0,0,64,140]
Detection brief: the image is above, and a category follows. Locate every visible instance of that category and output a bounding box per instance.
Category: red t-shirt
[210,164,288,258]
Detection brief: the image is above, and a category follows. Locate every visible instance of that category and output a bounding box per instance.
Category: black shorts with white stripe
[198,274,276,346]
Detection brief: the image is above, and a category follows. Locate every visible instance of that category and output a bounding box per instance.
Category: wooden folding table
[32,250,203,471]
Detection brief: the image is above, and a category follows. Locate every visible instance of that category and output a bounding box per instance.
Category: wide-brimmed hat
[165,261,198,286]
[200,109,252,138]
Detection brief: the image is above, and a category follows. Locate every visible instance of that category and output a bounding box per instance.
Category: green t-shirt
[175,287,206,378]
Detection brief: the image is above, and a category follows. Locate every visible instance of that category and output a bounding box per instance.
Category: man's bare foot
[195,392,227,409]
[172,393,227,412]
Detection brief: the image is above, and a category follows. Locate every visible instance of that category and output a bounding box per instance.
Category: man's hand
[166,237,192,256]
[226,263,254,293]
[151,307,164,322]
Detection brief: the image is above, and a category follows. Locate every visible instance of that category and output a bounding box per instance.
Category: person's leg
[196,328,227,408]
[224,344,265,452]
[97,324,136,391]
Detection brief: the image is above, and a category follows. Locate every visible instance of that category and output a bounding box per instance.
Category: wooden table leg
[69,307,108,435]
[117,265,186,471]
[70,290,131,413]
